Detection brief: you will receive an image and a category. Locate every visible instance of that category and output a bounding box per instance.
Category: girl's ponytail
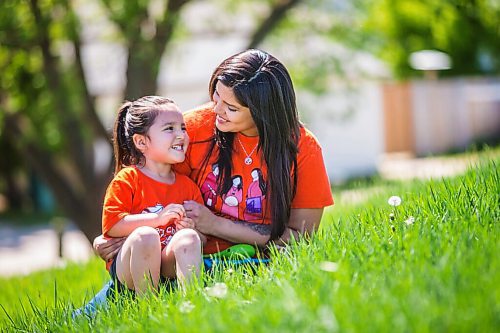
[113,101,132,174]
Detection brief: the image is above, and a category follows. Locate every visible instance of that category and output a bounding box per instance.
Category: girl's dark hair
[113,95,176,174]
[208,49,300,240]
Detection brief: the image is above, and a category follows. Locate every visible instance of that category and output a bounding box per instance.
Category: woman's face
[212,81,258,137]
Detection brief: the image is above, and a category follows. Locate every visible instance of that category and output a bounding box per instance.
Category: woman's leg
[161,228,202,288]
[115,226,161,295]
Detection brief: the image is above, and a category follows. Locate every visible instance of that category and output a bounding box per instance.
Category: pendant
[244,157,253,165]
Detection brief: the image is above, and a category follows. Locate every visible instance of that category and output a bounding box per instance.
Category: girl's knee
[172,229,201,251]
[129,226,160,251]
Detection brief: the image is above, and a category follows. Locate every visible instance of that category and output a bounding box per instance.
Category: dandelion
[388,195,402,206]
[179,301,195,313]
[205,282,228,298]
[319,261,339,272]
[405,216,415,225]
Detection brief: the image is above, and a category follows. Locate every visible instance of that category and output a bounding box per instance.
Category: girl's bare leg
[115,226,161,295]
[161,228,202,288]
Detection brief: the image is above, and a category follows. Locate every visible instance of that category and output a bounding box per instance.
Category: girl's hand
[175,216,195,230]
[159,203,185,225]
[183,200,218,235]
[93,235,125,261]
[175,215,208,243]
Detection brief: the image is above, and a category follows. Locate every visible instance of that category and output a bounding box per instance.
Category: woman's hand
[183,200,219,235]
[93,234,125,261]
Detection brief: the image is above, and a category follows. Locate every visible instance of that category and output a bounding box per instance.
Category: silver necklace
[237,137,258,165]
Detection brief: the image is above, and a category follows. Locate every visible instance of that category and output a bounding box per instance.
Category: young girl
[102,95,204,295]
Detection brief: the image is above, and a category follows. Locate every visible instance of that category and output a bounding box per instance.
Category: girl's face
[212,81,258,137]
[135,105,189,165]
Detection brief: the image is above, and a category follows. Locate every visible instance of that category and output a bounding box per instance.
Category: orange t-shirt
[102,166,203,269]
[175,104,334,254]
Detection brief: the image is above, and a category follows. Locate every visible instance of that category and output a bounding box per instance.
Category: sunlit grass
[1,154,498,332]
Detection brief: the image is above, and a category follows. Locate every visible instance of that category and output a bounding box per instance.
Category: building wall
[302,83,385,183]
[384,78,500,156]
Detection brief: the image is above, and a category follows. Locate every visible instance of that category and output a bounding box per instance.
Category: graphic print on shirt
[221,175,243,220]
[142,203,175,247]
[243,168,267,222]
[200,163,219,208]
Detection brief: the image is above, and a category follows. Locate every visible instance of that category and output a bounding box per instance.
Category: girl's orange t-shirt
[102,166,203,269]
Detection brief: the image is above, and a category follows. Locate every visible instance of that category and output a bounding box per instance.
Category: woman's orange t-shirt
[175,104,334,254]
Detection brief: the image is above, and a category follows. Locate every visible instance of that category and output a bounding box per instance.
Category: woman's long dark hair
[113,96,176,174]
[208,49,300,241]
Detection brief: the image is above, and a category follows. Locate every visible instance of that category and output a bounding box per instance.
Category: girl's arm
[107,204,185,237]
[107,213,163,237]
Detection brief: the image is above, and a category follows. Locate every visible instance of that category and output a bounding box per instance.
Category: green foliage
[361,0,500,78]
[0,0,87,151]
[268,0,500,82]
[1,154,498,332]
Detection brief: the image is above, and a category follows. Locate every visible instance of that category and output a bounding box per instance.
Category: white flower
[388,195,402,207]
[179,301,195,313]
[405,216,415,225]
[319,261,339,272]
[205,282,228,298]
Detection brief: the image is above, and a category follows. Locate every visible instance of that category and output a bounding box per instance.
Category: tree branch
[28,0,92,185]
[247,0,302,49]
[66,0,109,142]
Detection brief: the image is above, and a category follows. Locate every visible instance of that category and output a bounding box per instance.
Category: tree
[0,0,301,242]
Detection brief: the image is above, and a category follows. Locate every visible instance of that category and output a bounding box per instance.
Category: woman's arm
[273,208,324,246]
[93,235,125,261]
[184,200,324,247]
[184,200,270,246]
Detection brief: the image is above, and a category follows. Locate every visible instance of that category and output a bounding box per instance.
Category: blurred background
[1,0,499,275]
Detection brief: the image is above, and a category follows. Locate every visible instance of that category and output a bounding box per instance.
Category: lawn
[1,152,498,332]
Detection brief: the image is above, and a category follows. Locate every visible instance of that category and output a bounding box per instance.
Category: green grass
[1,155,499,332]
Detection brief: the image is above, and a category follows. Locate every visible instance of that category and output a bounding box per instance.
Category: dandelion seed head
[388,195,402,206]
[405,216,415,225]
[318,305,338,331]
[205,282,228,298]
[179,301,195,313]
[319,261,339,272]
